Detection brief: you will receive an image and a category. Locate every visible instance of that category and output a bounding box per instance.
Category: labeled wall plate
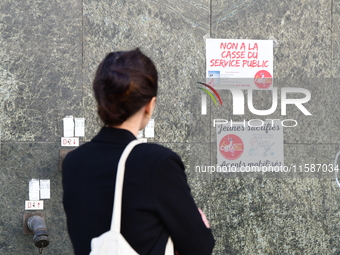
[25,200,44,210]
[61,137,79,147]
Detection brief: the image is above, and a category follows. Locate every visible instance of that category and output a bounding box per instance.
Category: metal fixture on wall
[23,213,50,254]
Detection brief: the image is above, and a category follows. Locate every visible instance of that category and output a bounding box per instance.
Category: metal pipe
[27,215,50,254]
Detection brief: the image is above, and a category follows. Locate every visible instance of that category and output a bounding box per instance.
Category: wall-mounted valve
[24,214,50,254]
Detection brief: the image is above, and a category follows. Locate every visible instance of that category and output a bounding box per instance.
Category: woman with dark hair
[62,48,215,255]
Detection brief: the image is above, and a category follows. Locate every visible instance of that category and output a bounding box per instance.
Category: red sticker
[254,70,272,89]
[219,134,244,160]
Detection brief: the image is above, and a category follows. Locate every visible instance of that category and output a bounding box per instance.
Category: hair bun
[105,67,131,95]
[93,48,158,126]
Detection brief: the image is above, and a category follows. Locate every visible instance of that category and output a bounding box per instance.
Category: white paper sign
[137,130,144,138]
[145,119,154,138]
[75,118,85,137]
[216,120,283,170]
[206,39,273,89]
[29,179,40,201]
[40,180,50,199]
[63,116,74,137]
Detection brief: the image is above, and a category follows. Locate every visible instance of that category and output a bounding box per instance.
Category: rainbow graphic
[196,82,223,106]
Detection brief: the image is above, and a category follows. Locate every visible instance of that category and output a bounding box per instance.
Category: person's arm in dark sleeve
[152,150,215,255]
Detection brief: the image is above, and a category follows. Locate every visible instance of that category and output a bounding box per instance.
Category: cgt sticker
[219,134,244,160]
[254,70,272,89]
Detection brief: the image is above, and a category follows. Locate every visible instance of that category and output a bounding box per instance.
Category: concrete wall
[1,0,340,254]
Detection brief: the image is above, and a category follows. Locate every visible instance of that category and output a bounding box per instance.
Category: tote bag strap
[111,139,142,231]
[111,139,174,254]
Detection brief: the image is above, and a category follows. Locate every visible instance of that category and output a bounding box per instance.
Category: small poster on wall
[216,120,284,171]
[206,39,273,89]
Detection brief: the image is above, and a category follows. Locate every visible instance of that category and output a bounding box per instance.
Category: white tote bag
[90,140,174,255]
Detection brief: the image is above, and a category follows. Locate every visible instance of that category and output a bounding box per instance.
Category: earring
[146,113,150,119]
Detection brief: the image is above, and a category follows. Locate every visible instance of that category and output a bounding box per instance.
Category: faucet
[27,215,50,254]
